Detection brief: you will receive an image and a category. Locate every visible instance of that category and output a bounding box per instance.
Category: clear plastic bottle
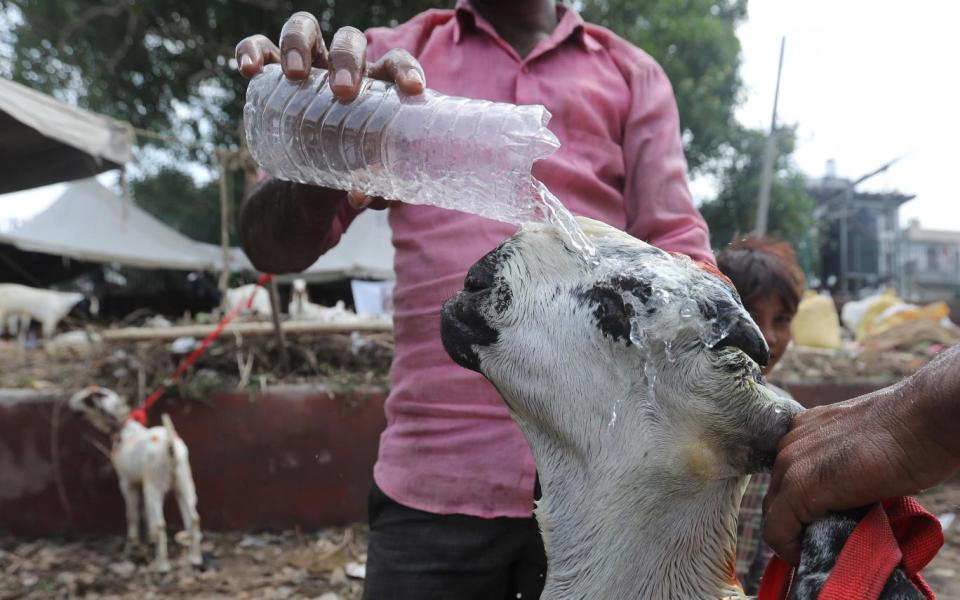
[244,64,562,225]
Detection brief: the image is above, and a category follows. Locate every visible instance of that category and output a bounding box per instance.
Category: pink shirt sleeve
[620,60,715,265]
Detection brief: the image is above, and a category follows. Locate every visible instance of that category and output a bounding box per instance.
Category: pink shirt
[321,1,713,518]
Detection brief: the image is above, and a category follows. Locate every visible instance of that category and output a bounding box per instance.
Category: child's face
[746,294,794,376]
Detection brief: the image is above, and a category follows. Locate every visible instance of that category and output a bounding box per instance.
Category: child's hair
[717,237,806,314]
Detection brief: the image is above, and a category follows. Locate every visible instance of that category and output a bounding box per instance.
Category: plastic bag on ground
[792,291,842,350]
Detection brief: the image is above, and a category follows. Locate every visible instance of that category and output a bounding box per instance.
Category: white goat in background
[0,283,95,338]
[69,387,203,572]
[222,283,272,319]
[288,278,359,323]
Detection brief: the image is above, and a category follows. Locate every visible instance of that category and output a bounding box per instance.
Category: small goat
[441,218,925,599]
[0,284,97,339]
[4,312,31,341]
[288,278,358,322]
[69,387,203,572]
[223,283,272,319]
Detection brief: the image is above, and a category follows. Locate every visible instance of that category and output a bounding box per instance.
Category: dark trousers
[362,483,547,600]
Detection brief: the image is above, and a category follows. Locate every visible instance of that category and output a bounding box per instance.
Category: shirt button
[521,65,530,74]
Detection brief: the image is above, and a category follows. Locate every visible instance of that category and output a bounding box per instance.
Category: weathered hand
[235,12,424,210]
[762,383,959,565]
[234,11,425,96]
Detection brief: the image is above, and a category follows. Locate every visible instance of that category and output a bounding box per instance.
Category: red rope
[127,274,274,425]
[758,497,943,600]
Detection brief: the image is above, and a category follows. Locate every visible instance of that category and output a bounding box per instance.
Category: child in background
[717,237,806,594]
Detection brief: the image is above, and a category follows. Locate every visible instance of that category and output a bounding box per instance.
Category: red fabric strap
[881,497,942,599]
[757,553,795,600]
[758,497,942,600]
[127,274,273,425]
[818,503,903,599]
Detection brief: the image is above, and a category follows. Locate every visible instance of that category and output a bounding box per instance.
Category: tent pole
[267,278,290,372]
[217,148,232,303]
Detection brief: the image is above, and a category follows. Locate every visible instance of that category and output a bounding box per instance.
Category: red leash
[127,274,273,425]
[757,497,943,600]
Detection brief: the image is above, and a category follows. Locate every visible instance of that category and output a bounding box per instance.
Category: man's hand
[763,380,960,565]
[235,11,426,209]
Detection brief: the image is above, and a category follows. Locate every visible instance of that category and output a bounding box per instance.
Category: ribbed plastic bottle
[244,64,561,225]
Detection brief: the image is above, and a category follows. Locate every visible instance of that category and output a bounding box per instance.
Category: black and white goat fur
[440,218,925,600]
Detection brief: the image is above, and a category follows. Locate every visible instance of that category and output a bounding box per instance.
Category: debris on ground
[0,525,369,599]
[791,291,843,350]
[940,513,956,533]
[1,482,958,598]
[773,323,958,384]
[0,329,393,401]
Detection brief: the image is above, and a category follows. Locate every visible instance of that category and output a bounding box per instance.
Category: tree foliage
[3,0,751,240]
[3,0,438,155]
[4,0,748,162]
[698,125,817,272]
[580,0,747,174]
[129,167,228,244]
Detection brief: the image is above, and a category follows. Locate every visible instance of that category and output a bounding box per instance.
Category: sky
[2,1,959,232]
[728,0,960,231]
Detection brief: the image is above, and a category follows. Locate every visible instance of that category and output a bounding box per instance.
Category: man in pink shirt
[236,2,712,597]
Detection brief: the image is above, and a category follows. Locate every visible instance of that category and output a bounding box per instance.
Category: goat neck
[518,399,749,600]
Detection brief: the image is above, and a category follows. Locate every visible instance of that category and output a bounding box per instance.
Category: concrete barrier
[0,379,911,536]
[0,385,387,536]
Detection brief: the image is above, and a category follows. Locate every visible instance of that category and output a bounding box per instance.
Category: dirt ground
[0,525,369,600]
[2,481,958,599]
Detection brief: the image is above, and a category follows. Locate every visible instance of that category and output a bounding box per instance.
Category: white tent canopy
[294,208,395,282]
[0,178,245,271]
[0,77,134,194]
[0,178,395,279]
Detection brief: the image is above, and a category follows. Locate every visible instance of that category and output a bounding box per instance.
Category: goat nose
[716,316,770,367]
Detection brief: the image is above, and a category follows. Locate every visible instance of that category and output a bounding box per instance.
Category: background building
[808,163,914,296]
[902,220,960,305]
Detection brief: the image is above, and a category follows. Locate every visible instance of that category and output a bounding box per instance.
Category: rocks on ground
[0,525,368,599]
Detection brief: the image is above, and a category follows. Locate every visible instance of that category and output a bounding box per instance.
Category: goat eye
[597,291,626,319]
[581,286,633,344]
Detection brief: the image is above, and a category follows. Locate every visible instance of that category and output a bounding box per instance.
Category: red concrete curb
[0,386,387,536]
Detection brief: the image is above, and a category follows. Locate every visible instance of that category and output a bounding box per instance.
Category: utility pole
[754,37,786,237]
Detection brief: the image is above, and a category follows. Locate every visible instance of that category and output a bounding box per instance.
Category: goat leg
[173,473,203,567]
[143,481,171,573]
[118,477,141,549]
